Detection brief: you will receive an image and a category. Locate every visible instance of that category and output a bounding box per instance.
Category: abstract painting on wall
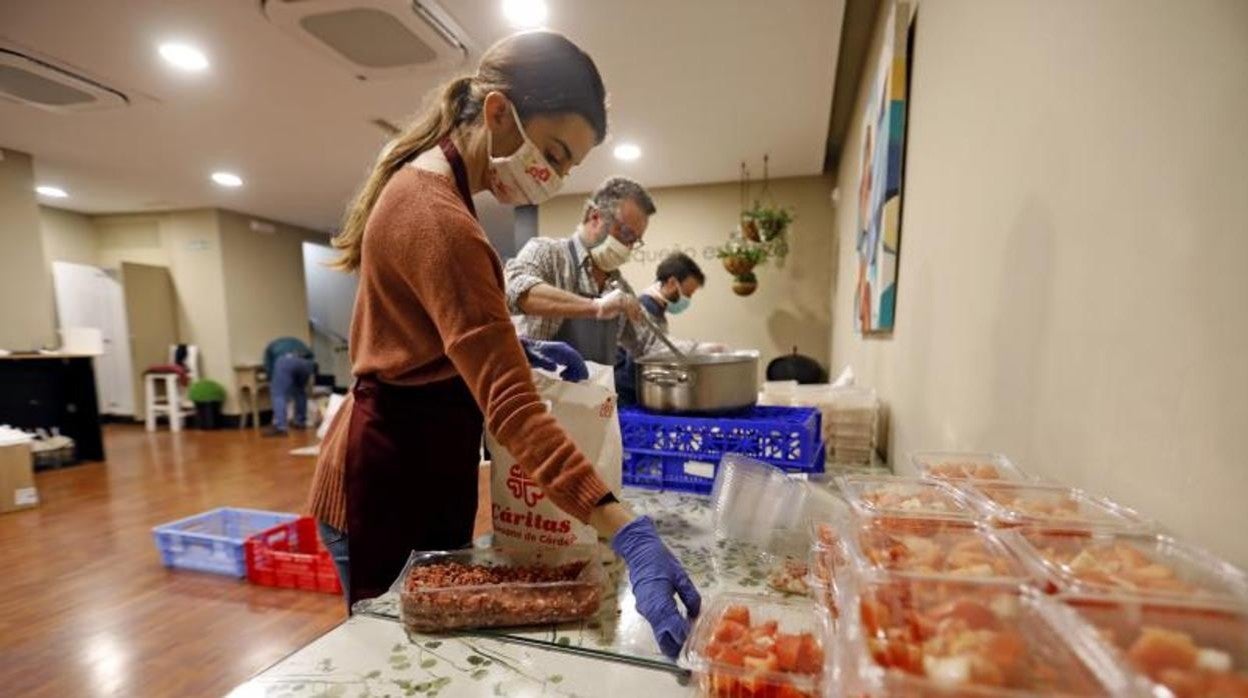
[855,3,914,335]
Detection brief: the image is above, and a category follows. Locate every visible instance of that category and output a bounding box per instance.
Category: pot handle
[642,366,694,387]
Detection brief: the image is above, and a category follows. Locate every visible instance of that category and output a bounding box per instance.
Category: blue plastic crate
[153,507,298,577]
[622,447,825,495]
[619,405,823,467]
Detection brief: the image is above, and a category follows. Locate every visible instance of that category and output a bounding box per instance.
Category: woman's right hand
[610,515,702,659]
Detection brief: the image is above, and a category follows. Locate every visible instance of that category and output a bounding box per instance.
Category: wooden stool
[144,373,192,432]
[234,364,267,430]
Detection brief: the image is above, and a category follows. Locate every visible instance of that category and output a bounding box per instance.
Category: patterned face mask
[485,103,563,206]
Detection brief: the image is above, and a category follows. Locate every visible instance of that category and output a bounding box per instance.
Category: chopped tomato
[1206,672,1248,698]
[985,630,1026,673]
[860,598,891,633]
[1128,626,1199,675]
[723,604,751,626]
[774,634,801,671]
[716,645,746,667]
[931,598,999,631]
[714,619,748,644]
[795,634,824,674]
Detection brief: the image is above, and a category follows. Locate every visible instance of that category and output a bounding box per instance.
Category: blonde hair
[331,31,608,272]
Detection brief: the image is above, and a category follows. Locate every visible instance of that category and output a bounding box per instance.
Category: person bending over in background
[262,336,316,436]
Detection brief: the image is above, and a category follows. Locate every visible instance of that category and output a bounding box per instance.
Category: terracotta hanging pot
[740,215,760,242]
[722,256,756,277]
[732,273,758,296]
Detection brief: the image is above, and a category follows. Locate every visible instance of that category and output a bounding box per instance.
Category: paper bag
[487,363,622,550]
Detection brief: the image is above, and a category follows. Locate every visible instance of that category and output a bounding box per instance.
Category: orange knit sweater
[306,166,610,530]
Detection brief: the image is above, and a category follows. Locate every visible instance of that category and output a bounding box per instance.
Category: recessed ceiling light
[502,0,548,28]
[35,185,68,198]
[613,143,641,161]
[159,42,209,72]
[211,171,243,188]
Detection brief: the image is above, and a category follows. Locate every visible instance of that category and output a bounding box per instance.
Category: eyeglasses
[602,209,644,249]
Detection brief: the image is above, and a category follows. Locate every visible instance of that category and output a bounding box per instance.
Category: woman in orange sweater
[305,31,699,658]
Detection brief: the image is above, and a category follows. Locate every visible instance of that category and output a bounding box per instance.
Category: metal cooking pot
[635,350,760,414]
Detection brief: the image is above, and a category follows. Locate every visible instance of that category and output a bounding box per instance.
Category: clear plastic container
[1063,594,1248,697]
[395,545,604,632]
[1006,529,1248,606]
[835,475,977,523]
[958,481,1153,532]
[838,575,1134,696]
[681,592,827,697]
[843,516,1032,584]
[711,454,809,546]
[910,451,1035,482]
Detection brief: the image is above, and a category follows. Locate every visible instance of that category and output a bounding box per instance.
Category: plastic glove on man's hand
[611,516,702,659]
[519,338,589,382]
[592,289,643,323]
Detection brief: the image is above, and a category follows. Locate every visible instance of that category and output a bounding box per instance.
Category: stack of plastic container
[790,452,1248,698]
[782,385,881,470]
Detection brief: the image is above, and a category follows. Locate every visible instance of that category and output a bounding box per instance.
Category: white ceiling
[0,0,845,233]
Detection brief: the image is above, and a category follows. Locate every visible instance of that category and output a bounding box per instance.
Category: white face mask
[485,103,563,206]
[590,232,633,271]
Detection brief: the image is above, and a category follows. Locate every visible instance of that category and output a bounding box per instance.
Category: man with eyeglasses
[505,176,654,372]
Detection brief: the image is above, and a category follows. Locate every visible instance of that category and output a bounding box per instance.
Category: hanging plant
[750,203,794,242]
[740,211,761,242]
[731,271,759,297]
[735,155,796,264]
[717,241,769,277]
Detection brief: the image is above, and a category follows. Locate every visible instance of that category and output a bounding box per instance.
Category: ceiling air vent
[0,48,129,113]
[261,0,470,80]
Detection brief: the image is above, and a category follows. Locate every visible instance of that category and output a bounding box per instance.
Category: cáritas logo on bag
[492,503,573,535]
[505,464,544,506]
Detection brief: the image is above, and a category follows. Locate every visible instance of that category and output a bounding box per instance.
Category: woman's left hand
[611,515,702,658]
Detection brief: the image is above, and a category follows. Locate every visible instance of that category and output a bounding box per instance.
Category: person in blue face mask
[614,253,727,405]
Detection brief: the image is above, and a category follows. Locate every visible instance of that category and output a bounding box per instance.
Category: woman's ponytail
[330,76,473,271]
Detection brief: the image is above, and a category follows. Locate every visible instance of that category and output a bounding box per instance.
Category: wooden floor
[0,424,491,697]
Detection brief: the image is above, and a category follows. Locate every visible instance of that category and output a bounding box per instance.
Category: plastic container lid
[680,592,826,698]
[395,545,604,632]
[842,516,1032,585]
[835,475,977,523]
[840,576,1135,696]
[1062,594,1248,697]
[910,451,1035,482]
[957,481,1153,533]
[1006,529,1248,606]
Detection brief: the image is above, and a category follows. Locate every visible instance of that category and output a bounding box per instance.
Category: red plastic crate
[245,516,342,594]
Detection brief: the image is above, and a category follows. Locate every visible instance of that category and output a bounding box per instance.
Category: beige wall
[0,149,57,350]
[829,0,1248,566]
[95,214,170,269]
[540,175,837,368]
[218,209,314,375]
[39,206,323,415]
[39,206,98,267]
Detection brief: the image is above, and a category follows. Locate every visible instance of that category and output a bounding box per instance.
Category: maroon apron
[343,139,483,605]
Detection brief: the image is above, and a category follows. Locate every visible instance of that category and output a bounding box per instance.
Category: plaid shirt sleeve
[504,238,560,315]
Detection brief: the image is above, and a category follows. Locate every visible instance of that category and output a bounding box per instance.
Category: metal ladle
[607,272,691,364]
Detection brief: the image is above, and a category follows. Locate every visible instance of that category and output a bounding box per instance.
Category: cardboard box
[0,443,38,514]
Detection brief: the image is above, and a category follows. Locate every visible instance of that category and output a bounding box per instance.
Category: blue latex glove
[519,338,589,382]
[611,516,702,659]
